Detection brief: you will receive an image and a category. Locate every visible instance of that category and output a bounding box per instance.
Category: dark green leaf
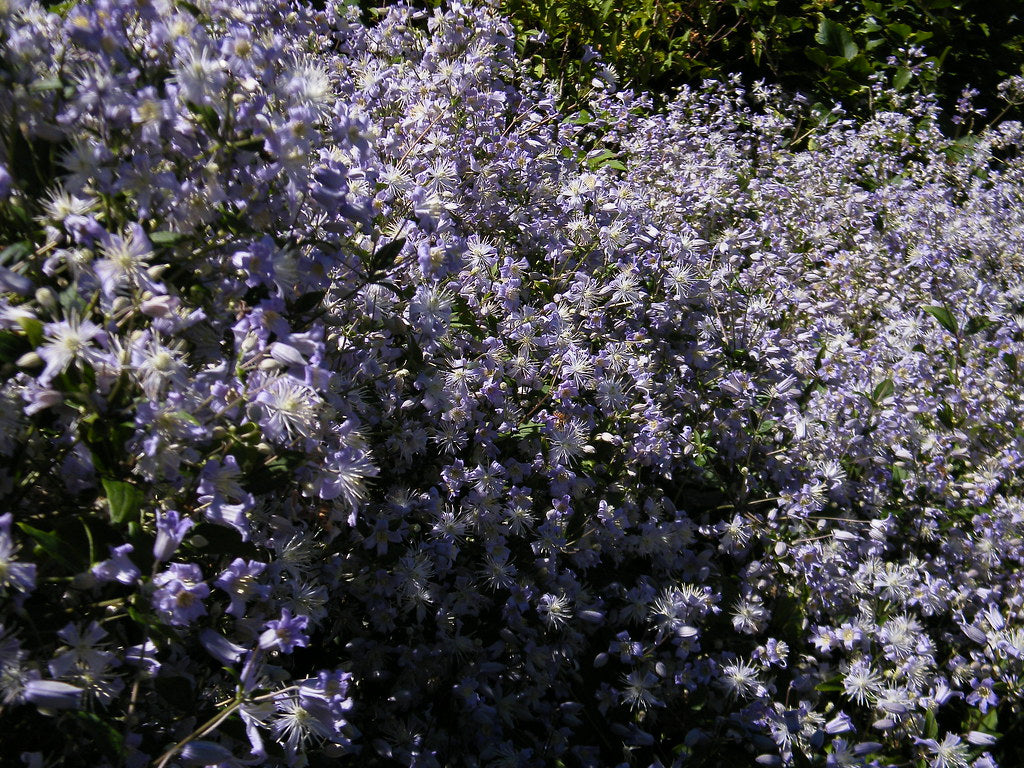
[185,101,221,133]
[965,315,995,335]
[229,135,266,152]
[290,290,327,315]
[922,305,959,336]
[72,711,124,756]
[369,237,406,274]
[17,522,80,570]
[815,18,859,61]
[515,421,543,439]
[102,478,144,525]
[0,241,32,266]
[886,22,914,40]
[0,330,27,365]
[189,523,262,560]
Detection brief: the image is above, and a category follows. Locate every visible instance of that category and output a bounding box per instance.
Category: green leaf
[290,290,327,315]
[450,293,486,340]
[922,305,959,336]
[514,421,543,439]
[886,22,914,40]
[893,66,912,90]
[102,478,144,525]
[149,230,188,247]
[28,78,63,93]
[924,708,939,739]
[1003,352,1017,374]
[228,135,266,153]
[369,237,406,275]
[72,711,125,757]
[815,18,859,61]
[17,316,44,347]
[47,0,77,15]
[872,378,894,402]
[17,522,80,571]
[815,676,844,692]
[185,101,221,133]
[804,46,831,68]
[0,330,27,365]
[965,315,995,335]
[0,241,32,266]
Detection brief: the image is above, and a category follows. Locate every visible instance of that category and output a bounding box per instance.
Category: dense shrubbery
[2,0,1024,766]
[490,0,1024,122]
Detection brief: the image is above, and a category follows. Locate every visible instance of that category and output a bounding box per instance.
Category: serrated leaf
[102,478,144,525]
[922,305,959,336]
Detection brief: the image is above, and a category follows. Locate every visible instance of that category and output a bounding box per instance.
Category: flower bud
[24,680,83,710]
[16,351,43,369]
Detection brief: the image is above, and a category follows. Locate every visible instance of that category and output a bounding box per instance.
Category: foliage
[1,0,1024,766]
[494,0,1024,121]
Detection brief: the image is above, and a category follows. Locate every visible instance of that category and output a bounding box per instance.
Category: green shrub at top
[498,0,1024,121]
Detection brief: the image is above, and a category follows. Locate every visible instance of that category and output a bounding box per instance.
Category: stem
[152,698,243,768]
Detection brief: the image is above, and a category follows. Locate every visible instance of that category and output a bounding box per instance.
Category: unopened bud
[140,294,177,318]
[16,351,42,369]
[34,286,58,313]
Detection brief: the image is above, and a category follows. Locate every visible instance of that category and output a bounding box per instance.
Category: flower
[90,543,140,585]
[259,609,310,654]
[916,733,970,768]
[37,314,105,383]
[153,509,193,562]
[151,563,209,626]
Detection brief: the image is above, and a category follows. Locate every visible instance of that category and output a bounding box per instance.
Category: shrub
[495,0,1024,123]
[1,0,1024,766]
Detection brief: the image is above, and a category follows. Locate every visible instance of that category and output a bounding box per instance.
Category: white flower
[38,314,105,382]
[254,375,321,443]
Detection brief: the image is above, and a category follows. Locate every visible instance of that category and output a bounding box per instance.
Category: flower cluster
[1,0,1023,766]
